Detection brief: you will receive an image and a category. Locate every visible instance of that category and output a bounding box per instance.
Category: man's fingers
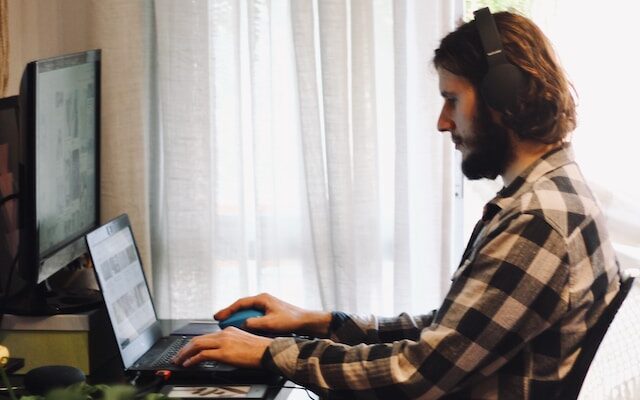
[214,296,261,320]
[183,349,219,367]
[170,328,271,370]
[214,299,244,320]
[214,295,269,320]
[173,337,219,365]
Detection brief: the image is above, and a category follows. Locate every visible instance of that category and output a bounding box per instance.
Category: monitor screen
[34,51,99,260]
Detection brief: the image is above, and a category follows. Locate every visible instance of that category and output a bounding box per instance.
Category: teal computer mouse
[218,309,265,330]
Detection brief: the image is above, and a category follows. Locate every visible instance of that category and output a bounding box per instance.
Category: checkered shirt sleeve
[325,311,438,345]
[261,212,570,399]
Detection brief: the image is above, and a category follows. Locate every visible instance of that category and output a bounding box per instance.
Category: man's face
[436,67,513,180]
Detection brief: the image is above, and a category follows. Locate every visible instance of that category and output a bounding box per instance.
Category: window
[461,0,640,269]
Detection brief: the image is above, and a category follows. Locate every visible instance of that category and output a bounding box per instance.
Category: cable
[277,385,317,399]
[0,193,17,207]
[2,253,18,298]
[128,371,142,387]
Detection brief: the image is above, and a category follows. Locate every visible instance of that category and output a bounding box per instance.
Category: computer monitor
[0,50,101,315]
[30,50,100,281]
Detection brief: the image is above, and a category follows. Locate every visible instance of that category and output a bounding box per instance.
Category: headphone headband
[473,7,508,67]
[472,7,524,112]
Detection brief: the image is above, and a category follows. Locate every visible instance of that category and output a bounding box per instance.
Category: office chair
[560,269,640,400]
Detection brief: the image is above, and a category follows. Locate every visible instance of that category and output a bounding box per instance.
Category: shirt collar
[485,143,576,218]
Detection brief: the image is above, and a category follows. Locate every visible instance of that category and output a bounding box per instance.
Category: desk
[1,377,316,400]
[2,368,315,400]
[1,318,315,399]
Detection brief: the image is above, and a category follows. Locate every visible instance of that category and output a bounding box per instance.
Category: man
[173,10,621,399]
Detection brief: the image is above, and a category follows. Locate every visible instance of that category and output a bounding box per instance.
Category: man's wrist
[301,311,333,337]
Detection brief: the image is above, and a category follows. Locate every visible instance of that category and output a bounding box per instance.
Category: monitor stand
[1,263,104,316]
[40,265,103,314]
[42,287,103,314]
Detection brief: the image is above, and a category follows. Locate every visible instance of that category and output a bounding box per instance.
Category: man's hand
[172,328,273,369]
[215,293,332,337]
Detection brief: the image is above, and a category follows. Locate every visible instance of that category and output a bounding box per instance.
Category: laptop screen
[87,215,161,368]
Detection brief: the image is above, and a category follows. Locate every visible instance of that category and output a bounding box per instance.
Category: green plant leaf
[17,382,168,400]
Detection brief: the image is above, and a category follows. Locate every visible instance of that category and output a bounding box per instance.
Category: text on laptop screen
[91,227,155,350]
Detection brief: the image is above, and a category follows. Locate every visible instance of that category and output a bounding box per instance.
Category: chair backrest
[575,270,640,399]
[558,271,636,399]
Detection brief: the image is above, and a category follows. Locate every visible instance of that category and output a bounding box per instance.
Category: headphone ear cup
[480,63,524,112]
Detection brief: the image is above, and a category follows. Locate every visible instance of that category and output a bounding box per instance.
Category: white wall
[6,0,155,281]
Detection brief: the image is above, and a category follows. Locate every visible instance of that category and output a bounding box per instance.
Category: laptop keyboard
[152,336,219,369]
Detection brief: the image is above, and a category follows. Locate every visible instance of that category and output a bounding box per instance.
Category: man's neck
[501,139,563,187]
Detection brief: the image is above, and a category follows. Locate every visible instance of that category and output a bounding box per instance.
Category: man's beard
[460,102,514,181]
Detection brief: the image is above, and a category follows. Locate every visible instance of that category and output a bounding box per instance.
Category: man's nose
[437,107,454,133]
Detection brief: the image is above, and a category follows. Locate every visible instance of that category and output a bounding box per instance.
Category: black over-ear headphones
[473,7,524,112]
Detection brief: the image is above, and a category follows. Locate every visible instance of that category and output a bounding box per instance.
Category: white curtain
[152,0,462,319]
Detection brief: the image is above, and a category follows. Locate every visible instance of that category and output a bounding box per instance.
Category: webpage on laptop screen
[92,227,155,350]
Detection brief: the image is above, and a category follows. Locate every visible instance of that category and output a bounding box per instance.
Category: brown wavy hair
[433,11,577,143]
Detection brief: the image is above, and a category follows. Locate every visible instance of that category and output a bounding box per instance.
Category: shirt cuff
[328,311,350,337]
[260,337,301,378]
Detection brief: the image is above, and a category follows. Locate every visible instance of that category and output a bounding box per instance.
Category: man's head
[433,11,576,180]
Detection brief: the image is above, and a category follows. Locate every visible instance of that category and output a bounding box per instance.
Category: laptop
[85,214,236,376]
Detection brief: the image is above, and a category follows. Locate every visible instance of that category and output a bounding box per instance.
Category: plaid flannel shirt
[261,145,621,399]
